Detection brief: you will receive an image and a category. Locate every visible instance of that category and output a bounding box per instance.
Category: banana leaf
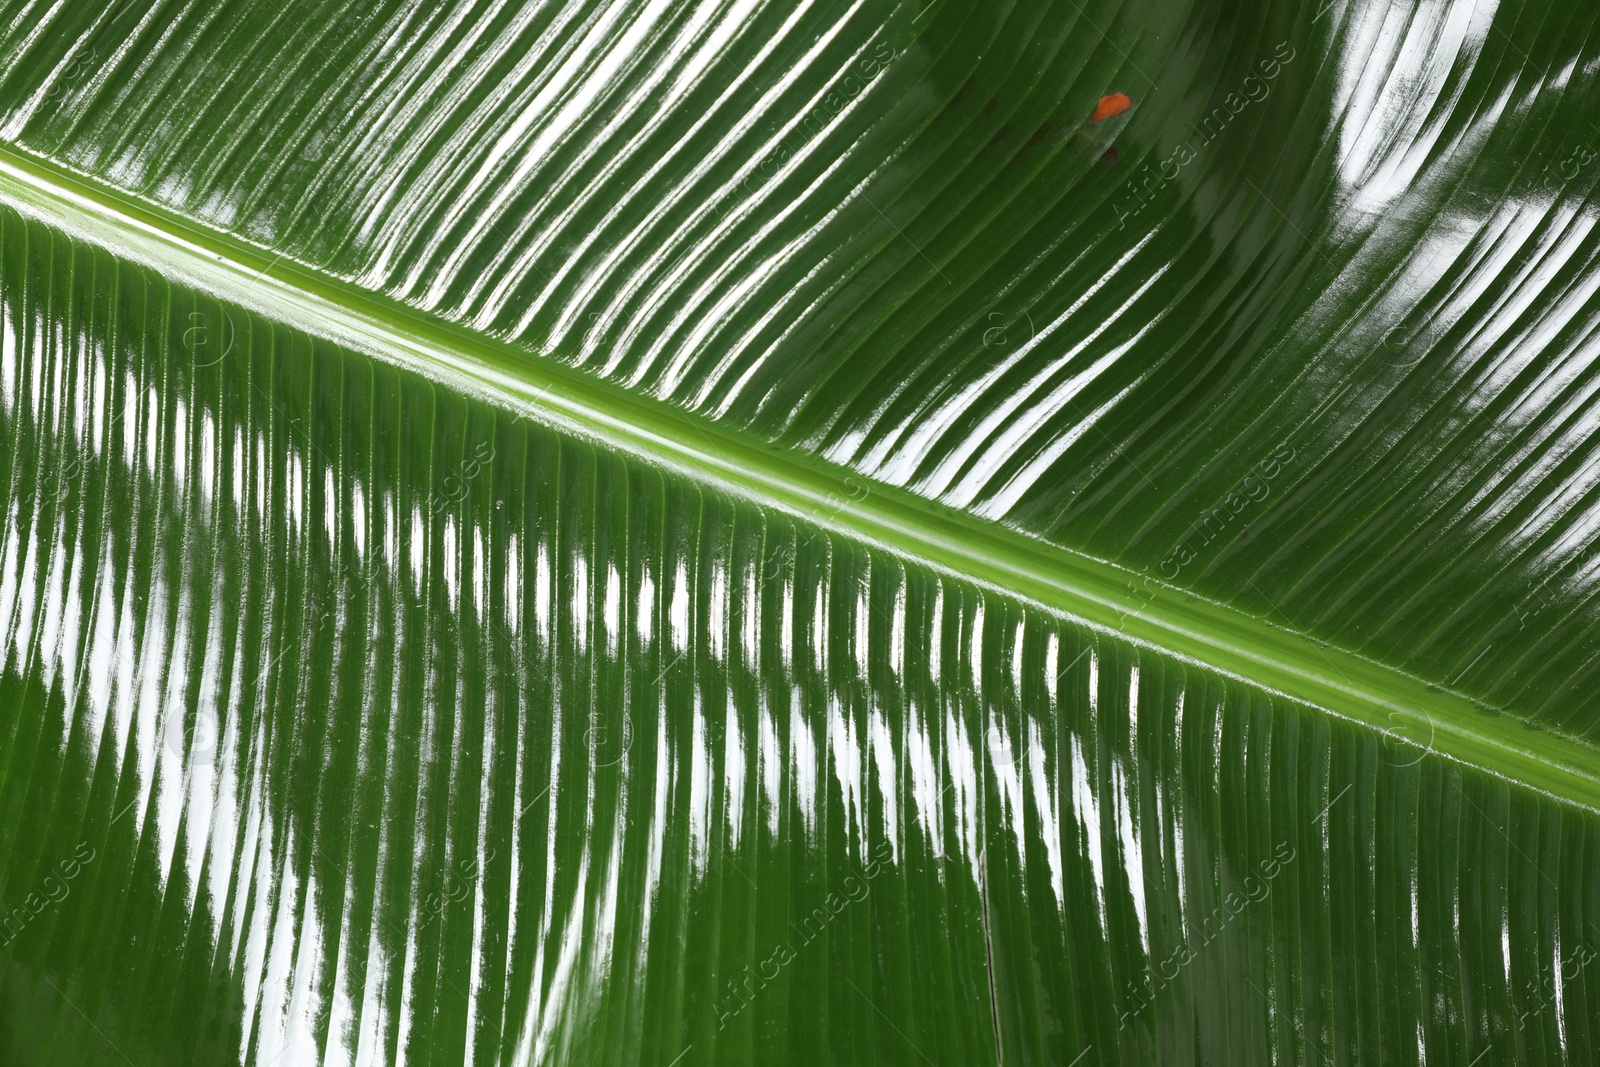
[1,0,1598,1063]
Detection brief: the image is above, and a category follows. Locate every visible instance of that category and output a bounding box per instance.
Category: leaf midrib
[3,139,1595,811]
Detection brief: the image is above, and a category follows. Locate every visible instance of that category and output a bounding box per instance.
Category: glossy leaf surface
[1,0,1599,1064]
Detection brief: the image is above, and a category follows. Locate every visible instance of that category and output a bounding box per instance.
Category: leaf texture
[2,1,1600,1065]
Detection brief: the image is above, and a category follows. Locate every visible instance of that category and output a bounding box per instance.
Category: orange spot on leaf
[1090,92,1132,124]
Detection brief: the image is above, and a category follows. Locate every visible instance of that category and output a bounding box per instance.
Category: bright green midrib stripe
[2,140,1597,812]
